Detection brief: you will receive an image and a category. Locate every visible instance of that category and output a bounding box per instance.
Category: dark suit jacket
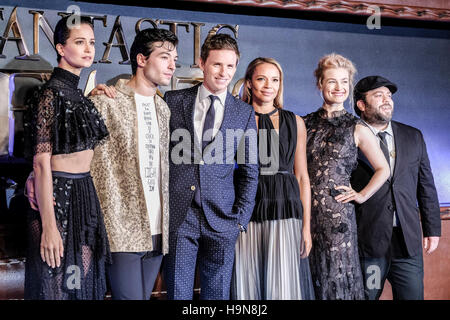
[351,120,441,258]
[164,84,259,233]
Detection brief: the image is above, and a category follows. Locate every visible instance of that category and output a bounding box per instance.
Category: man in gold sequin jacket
[89,28,178,300]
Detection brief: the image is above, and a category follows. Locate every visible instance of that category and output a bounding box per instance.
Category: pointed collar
[362,119,393,137]
[198,84,227,106]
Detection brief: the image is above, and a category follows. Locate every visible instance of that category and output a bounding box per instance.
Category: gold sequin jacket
[90,79,170,254]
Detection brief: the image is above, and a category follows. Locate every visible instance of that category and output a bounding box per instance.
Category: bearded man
[351,75,441,300]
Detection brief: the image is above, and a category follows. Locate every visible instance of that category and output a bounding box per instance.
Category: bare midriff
[50,149,94,173]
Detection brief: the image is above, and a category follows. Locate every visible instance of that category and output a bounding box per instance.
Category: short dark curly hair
[200,33,240,63]
[130,28,178,75]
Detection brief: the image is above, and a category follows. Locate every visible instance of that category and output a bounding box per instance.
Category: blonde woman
[303,53,389,300]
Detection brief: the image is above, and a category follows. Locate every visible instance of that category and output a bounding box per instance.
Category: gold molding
[185,0,450,22]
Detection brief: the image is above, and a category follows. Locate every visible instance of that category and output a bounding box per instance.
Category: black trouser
[359,227,424,300]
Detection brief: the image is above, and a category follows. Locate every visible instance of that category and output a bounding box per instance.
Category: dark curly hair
[130,28,178,75]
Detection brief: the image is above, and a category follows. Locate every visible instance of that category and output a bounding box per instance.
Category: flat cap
[354,75,397,116]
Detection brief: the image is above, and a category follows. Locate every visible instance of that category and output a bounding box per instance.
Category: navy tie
[194,95,218,207]
[202,95,217,150]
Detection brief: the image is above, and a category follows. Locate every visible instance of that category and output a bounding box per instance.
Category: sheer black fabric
[23,67,111,300]
[25,172,111,300]
[24,67,109,159]
[303,108,364,300]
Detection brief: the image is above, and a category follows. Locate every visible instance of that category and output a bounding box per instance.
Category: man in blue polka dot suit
[163,34,259,300]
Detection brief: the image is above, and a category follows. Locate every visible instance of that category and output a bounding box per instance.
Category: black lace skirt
[24,171,111,300]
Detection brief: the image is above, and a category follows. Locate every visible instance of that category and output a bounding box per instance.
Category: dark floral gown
[303,108,365,300]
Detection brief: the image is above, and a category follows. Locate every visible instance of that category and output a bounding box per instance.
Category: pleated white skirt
[232,217,315,300]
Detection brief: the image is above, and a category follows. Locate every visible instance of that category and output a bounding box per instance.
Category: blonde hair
[314,53,357,109]
[242,57,284,109]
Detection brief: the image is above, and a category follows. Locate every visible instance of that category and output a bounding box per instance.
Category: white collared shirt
[193,84,227,149]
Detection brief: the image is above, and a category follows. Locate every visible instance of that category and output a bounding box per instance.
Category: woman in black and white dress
[232,57,315,300]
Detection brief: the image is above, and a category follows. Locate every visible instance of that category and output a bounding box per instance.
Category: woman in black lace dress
[23,16,110,300]
[232,57,315,300]
[303,53,389,300]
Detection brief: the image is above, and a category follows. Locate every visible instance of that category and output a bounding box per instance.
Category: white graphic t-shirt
[135,93,161,235]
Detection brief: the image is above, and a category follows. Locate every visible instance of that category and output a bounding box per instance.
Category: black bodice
[256,108,297,174]
[24,67,109,159]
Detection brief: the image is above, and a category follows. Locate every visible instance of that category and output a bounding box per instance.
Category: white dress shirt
[193,84,227,149]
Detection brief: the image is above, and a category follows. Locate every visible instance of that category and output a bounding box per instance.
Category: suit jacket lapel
[208,92,238,162]
[217,92,236,137]
[183,84,200,142]
[202,91,238,159]
[203,91,237,152]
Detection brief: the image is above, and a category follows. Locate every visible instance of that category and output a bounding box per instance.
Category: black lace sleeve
[34,88,55,155]
[24,87,56,159]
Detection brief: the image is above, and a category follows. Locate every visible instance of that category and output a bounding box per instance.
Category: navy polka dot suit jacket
[164,83,259,233]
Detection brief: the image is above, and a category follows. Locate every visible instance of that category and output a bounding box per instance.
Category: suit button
[388,204,394,211]
[191,185,196,191]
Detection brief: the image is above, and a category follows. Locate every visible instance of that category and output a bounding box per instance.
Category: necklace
[255,108,278,117]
